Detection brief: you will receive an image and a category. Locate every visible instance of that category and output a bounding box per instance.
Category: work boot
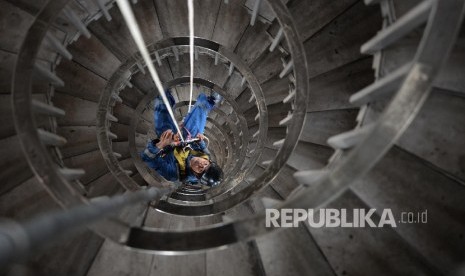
[210,91,222,105]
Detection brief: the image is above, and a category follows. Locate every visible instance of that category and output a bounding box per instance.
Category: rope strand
[116,0,185,141]
[188,0,195,113]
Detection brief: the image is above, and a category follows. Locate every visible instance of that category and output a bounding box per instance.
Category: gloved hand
[196,133,206,141]
[156,129,174,149]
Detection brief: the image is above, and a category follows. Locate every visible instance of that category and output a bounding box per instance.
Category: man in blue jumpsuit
[140,90,223,187]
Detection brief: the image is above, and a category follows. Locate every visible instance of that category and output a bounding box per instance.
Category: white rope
[115,0,184,142]
[203,136,209,149]
[187,0,194,113]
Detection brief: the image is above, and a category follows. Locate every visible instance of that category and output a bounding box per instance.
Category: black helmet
[200,162,223,187]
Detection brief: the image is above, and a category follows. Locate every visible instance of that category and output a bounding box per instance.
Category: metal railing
[0,187,165,267]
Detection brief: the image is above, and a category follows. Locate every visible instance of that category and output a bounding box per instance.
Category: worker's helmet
[200,162,223,187]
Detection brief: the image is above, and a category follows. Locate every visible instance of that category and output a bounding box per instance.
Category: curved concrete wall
[0,0,464,275]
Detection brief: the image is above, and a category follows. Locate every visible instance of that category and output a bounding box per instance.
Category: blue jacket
[141,142,178,181]
[140,140,209,183]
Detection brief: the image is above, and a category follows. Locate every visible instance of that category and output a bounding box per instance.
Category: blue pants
[153,91,177,137]
[154,91,215,138]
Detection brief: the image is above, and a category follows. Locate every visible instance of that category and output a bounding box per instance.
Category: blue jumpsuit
[140,91,216,183]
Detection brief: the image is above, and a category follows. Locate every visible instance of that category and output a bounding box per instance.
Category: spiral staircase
[1,0,464,275]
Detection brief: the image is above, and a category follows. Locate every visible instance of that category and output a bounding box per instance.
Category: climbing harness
[152,137,208,158]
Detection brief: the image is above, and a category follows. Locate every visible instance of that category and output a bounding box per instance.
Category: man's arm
[143,141,162,159]
[193,133,210,154]
[142,130,175,160]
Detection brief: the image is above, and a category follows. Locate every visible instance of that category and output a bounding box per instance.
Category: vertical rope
[116,0,184,141]
[188,0,195,113]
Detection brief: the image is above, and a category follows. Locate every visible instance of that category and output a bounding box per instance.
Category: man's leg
[182,93,218,138]
[154,90,177,137]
